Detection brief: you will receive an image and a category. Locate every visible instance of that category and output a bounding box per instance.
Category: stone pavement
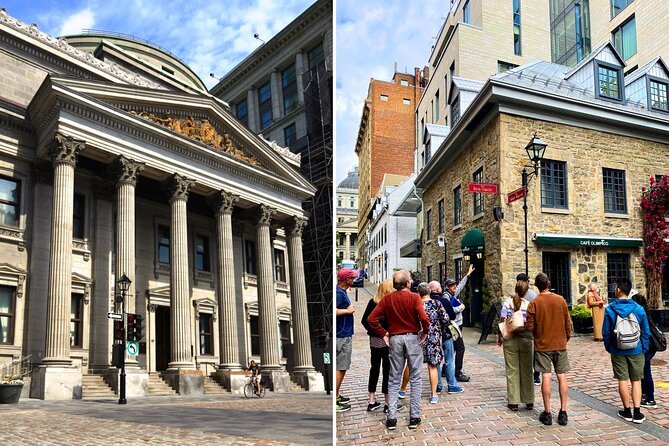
[336,285,669,445]
[0,391,332,445]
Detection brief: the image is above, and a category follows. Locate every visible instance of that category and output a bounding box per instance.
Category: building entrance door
[542,252,571,304]
[155,306,171,371]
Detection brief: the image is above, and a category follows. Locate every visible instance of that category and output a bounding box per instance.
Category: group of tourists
[336,265,662,430]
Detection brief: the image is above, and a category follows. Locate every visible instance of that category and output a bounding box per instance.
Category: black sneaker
[383,404,403,414]
[408,417,422,429]
[633,411,645,424]
[526,403,534,410]
[336,403,351,413]
[386,418,397,430]
[618,408,633,422]
[539,411,552,425]
[641,398,657,409]
[558,410,568,426]
[367,401,381,412]
[337,395,350,404]
[456,373,470,382]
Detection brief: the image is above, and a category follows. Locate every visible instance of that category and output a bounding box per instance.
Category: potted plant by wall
[569,306,593,334]
[0,375,24,404]
[641,176,669,331]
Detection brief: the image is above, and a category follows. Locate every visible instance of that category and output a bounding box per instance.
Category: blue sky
[2,0,315,89]
[335,1,447,184]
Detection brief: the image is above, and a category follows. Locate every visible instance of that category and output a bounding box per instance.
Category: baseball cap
[444,278,457,287]
[337,268,359,281]
[516,273,530,281]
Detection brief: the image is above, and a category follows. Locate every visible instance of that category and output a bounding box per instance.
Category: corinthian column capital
[288,216,309,238]
[48,132,85,167]
[212,190,239,215]
[113,156,145,187]
[257,204,276,226]
[166,173,194,202]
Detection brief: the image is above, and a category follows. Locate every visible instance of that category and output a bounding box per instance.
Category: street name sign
[107,312,122,320]
[323,353,331,364]
[127,341,139,356]
[467,182,498,194]
[507,187,526,204]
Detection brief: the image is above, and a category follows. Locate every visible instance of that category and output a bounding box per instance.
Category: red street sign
[467,182,498,194]
[507,187,526,204]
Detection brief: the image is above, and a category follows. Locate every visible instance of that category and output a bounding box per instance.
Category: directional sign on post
[107,312,122,320]
[323,353,331,364]
[507,187,526,204]
[468,182,498,194]
[127,341,139,356]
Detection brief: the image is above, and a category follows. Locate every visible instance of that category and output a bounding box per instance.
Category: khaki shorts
[611,353,645,381]
[534,349,570,374]
[336,336,352,371]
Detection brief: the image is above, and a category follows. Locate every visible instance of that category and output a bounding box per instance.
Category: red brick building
[355,67,428,264]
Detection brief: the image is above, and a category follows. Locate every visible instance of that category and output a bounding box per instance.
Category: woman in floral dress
[417,282,450,404]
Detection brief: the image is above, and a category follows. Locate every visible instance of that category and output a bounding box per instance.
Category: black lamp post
[521,133,547,276]
[117,273,131,405]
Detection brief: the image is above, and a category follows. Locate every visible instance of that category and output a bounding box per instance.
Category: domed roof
[338,166,359,189]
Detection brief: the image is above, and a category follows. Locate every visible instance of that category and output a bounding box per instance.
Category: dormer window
[595,62,622,101]
[649,79,669,111]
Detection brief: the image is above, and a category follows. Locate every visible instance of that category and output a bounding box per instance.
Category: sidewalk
[337,284,669,445]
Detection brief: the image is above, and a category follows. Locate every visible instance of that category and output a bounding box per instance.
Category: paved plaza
[0,391,332,445]
[337,285,669,445]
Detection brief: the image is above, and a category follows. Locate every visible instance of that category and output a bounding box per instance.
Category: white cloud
[58,9,94,36]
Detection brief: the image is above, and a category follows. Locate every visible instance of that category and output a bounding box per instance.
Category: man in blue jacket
[443,263,474,382]
[602,277,651,424]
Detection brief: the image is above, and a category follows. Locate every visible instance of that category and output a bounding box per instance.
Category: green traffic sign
[127,341,139,356]
[323,352,330,364]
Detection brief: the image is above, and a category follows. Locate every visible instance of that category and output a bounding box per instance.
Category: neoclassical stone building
[0,9,323,399]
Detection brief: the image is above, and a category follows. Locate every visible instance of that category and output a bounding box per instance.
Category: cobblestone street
[336,286,669,445]
[0,391,332,445]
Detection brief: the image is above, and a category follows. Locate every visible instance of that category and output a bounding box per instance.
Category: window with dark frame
[282,65,298,114]
[550,0,591,67]
[463,0,471,24]
[454,258,463,283]
[245,240,257,275]
[435,90,440,122]
[439,262,446,284]
[612,16,637,61]
[258,81,272,130]
[284,123,297,146]
[541,159,568,208]
[513,0,522,55]
[274,249,286,282]
[426,265,433,282]
[236,99,248,126]
[611,0,634,19]
[650,79,669,111]
[450,94,461,126]
[73,193,85,239]
[473,167,484,216]
[199,313,213,355]
[194,234,211,272]
[603,168,627,213]
[70,293,83,348]
[280,320,290,358]
[308,42,325,70]
[438,199,444,234]
[426,209,432,240]
[607,253,630,300]
[0,285,15,344]
[158,224,170,264]
[453,185,462,226]
[0,176,20,227]
[597,63,621,100]
[250,315,260,356]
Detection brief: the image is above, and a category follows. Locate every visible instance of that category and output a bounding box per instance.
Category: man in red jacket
[368,270,430,431]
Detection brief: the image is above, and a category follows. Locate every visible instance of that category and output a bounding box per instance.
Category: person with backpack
[629,290,661,409]
[602,278,651,424]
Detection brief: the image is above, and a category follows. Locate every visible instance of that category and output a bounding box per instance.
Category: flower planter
[0,383,23,404]
[572,317,593,334]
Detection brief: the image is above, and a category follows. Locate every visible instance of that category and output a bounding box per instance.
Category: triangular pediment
[71,272,92,283]
[146,286,171,298]
[0,263,27,276]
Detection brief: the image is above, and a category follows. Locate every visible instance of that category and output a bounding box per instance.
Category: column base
[30,366,82,400]
[262,369,292,392]
[161,370,204,395]
[107,369,149,397]
[291,368,325,391]
[211,370,247,395]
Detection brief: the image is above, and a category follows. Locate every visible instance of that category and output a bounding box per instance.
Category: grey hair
[417,282,431,297]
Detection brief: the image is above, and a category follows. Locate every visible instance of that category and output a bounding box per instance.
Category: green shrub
[569,305,593,319]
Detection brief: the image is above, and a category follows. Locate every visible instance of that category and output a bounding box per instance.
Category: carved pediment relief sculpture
[129,111,261,167]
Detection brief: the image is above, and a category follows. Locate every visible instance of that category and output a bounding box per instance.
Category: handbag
[650,322,667,353]
[448,321,461,342]
[507,309,525,334]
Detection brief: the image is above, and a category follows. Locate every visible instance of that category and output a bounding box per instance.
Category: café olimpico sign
[533,233,643,248]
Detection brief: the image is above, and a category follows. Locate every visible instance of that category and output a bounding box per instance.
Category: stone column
[271,69,283,120]
[247,89,258,132]
[211,191,246,393]
[286,217,324,391]
[295,51,306,106]
[255,205,291,391]
[163,174,203,394]
[32,133,85,400]
[345,232,351,260]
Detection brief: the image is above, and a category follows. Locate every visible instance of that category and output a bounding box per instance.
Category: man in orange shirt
[525,272,572,427]
[368,270,430,431]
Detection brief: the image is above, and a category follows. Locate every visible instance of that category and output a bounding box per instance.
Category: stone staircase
[148,372,177,396]
[203,376,229,395]
[289,376,306,392]
[81,373,115,399]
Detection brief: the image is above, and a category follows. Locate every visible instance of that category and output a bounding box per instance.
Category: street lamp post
[117,273,132,405]
[521,133,548,276]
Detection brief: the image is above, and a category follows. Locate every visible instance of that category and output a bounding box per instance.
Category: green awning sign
[461,228,485,254]
[533,233,643,248]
